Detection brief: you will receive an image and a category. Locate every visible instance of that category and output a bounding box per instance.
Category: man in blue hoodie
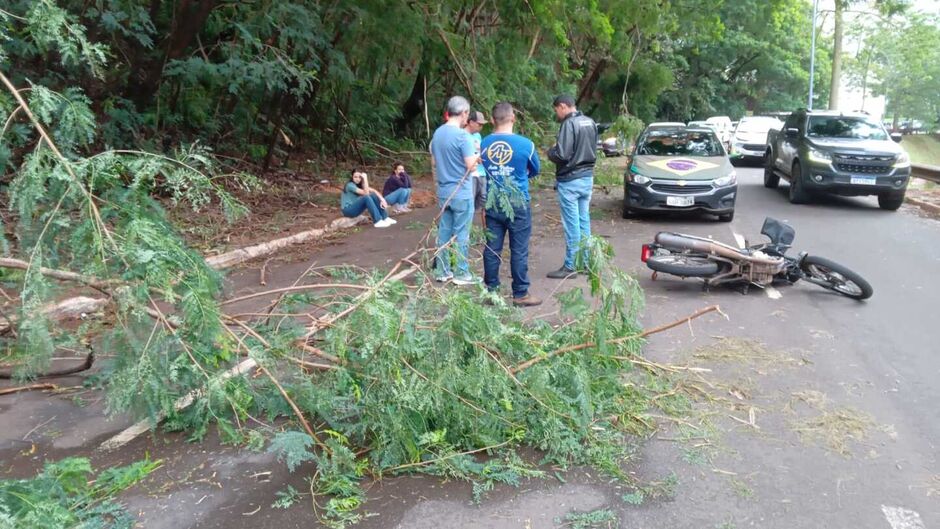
[480,102,542,306]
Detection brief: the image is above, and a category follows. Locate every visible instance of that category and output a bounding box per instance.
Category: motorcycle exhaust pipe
[654,232,780,266]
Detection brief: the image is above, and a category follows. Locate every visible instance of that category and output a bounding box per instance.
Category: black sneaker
[546,267,577,279]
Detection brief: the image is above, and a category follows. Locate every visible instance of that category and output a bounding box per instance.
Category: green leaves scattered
[0,457,160,529]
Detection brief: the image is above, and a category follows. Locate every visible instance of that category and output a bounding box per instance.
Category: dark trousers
[482,204,532,298]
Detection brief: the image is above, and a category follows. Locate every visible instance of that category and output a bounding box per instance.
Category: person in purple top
[382,162,413,213]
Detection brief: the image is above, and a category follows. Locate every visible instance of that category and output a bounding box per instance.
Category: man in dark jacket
[546,94,598,278]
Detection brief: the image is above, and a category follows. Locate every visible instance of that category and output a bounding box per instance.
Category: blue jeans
[483,204,531,298]
[342,194,387,223]
[436,197,474,277]
[384,187,411,206]
[556,175,593,270]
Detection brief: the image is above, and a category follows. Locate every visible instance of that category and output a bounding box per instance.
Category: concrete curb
[205,214,371,269]
[904,196,940,217]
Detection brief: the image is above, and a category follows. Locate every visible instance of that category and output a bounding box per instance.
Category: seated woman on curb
[340,170,396,228]
[382,162,413,213]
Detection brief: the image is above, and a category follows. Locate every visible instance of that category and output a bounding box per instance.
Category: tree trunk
[128,0,220,105]
[828,0,844,110]
[576,58,608,107]
[395,66,428,137]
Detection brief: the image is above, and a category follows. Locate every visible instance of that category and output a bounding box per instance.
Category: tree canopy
[2,0,827,171]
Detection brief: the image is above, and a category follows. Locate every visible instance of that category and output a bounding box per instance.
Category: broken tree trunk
[0,296,109,334]
[205,215,369,269]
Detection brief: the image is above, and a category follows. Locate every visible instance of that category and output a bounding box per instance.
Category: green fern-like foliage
[1,10,253,424]
[0,457,160,529]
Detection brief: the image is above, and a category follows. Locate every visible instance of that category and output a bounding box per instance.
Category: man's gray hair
[491,102,514,125]
[446,95,470,116]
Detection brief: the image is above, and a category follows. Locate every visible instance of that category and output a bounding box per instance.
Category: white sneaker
[386,217,397,225]
[374,219,391,228]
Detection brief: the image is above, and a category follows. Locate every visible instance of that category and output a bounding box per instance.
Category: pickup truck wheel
[788,161,810,204]
[878,193,905,211]
[763,153,780,188]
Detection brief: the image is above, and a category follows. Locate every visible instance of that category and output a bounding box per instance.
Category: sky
[815,0,939,120]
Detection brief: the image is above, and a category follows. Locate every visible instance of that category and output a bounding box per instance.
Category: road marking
[765,286,782,299]
[732,232,746,249]
[882,506,926,529]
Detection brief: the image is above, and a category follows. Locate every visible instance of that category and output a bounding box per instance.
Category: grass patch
[902,134,940,166]
[593,157,628,187]
[559,508,619,528]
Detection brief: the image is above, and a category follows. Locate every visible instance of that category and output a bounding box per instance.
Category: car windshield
[637,130,724,157]
[806,116,888,140]
[736,117,781,133]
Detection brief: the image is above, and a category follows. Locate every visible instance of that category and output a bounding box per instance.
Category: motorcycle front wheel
[800,255,873,300]
[647,254,719,277]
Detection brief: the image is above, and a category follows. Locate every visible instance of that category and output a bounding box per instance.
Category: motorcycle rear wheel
[800,255,873,300]
[647,254,719,277]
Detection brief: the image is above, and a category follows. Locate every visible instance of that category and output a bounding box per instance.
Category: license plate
[666,196,695,207]
[850,176,877,185]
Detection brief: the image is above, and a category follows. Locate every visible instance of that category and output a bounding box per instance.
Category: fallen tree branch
[98,355,258,452]
[304,253,419,338]
[510,305,724,374]
[205,216,368,269]
[0,257,117,290]
[0,296,109,334]
[0,383,59,396]
[221,283,372,307]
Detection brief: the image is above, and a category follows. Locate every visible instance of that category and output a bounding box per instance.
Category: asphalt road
[583,166,940,529]
[358,165,940,529]
[2,166,938,529]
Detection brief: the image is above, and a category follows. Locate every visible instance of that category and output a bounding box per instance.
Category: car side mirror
[890,132,903,143]
[785,128,799,138]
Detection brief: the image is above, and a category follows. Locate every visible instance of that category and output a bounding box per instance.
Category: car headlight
[808,147,832,164]
[628,166,651,185]
[893,151,910,168]
[713,171,737,187]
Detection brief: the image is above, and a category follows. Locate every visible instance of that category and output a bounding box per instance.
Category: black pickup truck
[764,109,911,210]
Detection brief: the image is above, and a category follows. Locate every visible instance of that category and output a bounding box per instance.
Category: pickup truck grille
[832,153,895,175]
[832,153,894,174]
[834,163,892,174]
[651,183,713,194]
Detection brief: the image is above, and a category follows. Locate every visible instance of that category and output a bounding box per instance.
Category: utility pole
[808,0,819,109]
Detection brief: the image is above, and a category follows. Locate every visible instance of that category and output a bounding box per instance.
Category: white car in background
[705,116,733,146]
[728,116,783,164]
[687,120,718,132]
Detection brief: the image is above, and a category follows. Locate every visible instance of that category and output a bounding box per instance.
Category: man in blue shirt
[430,95,480,285]
[480,102,542,306]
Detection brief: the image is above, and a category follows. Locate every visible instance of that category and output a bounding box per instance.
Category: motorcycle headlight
[808,147,832,164]
[713,171,737,187]
[893,151,911,168]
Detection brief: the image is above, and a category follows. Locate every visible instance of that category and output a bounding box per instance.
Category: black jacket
[547,111,598,181]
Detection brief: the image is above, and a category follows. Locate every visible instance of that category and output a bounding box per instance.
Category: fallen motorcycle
[641,217,873,300]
